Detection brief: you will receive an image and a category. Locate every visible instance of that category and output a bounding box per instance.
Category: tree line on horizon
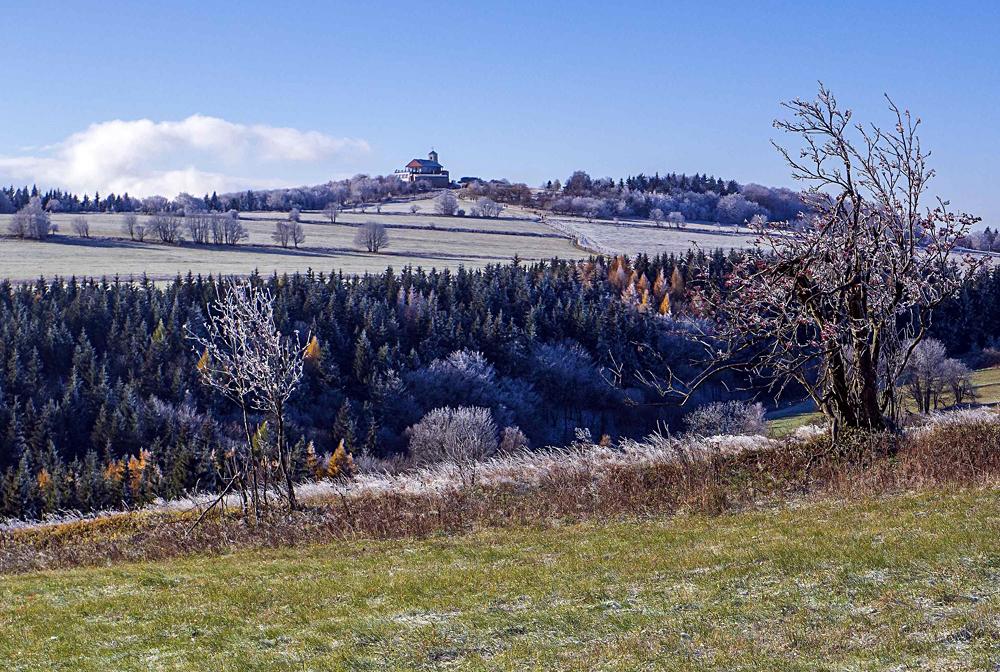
[0,166,807,229]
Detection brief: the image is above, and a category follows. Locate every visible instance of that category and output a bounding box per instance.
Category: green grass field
[3,488,998,671]
[768,366,1000,437]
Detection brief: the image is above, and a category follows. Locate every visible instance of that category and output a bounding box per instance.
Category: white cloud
[0,115,370,198]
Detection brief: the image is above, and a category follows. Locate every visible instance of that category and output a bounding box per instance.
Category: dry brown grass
[3,417,999,575]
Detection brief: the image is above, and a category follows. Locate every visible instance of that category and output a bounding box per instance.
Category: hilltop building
[395,149,451,187]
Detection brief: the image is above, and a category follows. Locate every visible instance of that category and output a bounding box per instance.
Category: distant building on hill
[395,149,451,187]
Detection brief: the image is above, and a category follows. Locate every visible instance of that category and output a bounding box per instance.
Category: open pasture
[3,488,997,671]
[0,201,586,281]
[545,214,758,256]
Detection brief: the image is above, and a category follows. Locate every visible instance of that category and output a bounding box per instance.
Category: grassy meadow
[2,488,998,671]
[0,195,774,282]
[0,196,588,281]
[545,215,759,256]
[767,365,1000,437]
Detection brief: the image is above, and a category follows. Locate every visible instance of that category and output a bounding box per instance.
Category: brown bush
[2,418,999,575]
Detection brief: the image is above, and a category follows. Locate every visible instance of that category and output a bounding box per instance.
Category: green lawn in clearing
[2,488,999,671]
[768,366,1000,437]
[969,365,1000,405]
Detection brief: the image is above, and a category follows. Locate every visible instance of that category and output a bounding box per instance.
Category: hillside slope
[3,488,998,671]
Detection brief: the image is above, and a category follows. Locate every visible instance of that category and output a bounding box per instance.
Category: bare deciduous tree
[322,202,339,224]
[148,213,183,244]
[473,197,503,218]
[941,358,974,407]
[272,221,305,248]
[355,221,389,253]
[186,214,212,244]
[215,211,248,246]
[901,338,974,412]
[71,217,90,238]
[434,190,458,216]
[121,213,139,241]
[659,86,982,435]
[188,280,308,515]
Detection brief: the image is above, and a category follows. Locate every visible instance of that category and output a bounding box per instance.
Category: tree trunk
[276,403,297,511]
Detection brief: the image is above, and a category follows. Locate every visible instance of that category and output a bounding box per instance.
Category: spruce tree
[332,399,357,451]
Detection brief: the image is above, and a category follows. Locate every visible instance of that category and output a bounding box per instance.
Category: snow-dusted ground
[540,215,758,256]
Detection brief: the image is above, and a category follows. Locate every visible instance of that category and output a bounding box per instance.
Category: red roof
[406,158,443,169]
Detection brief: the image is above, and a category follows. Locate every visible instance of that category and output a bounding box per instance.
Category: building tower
[429,149,439,163]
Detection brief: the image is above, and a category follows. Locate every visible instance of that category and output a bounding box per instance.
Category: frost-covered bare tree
[121,213,139,241]
[940,358,974,407]
[434,190,458,216]
[407,406,499,467]
[211,211,248,245]
[289,221,306,248]
[683,400,766,437]
[901,338,947,413]
[148,214,183,244]
[650,208,664,227]
[322,202,339,224]
[71,217,90,238]
[188,280,308,513]
[355,221,389,253]
[901,338,973,413]
[272,221,291,248]
[669,86,982,435]
[272,221,305,248]
[473,197,503,218]
[186,214,212,244]
[9,198,52,240]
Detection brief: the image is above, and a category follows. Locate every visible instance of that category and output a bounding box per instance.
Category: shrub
[684,400,766,437]
[472,197,503,218]
[407,406,499,465]
[499,426,530,453]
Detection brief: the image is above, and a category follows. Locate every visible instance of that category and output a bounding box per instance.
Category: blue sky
[1,0,998,222]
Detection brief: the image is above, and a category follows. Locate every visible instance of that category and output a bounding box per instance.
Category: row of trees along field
[0,248,998,519]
